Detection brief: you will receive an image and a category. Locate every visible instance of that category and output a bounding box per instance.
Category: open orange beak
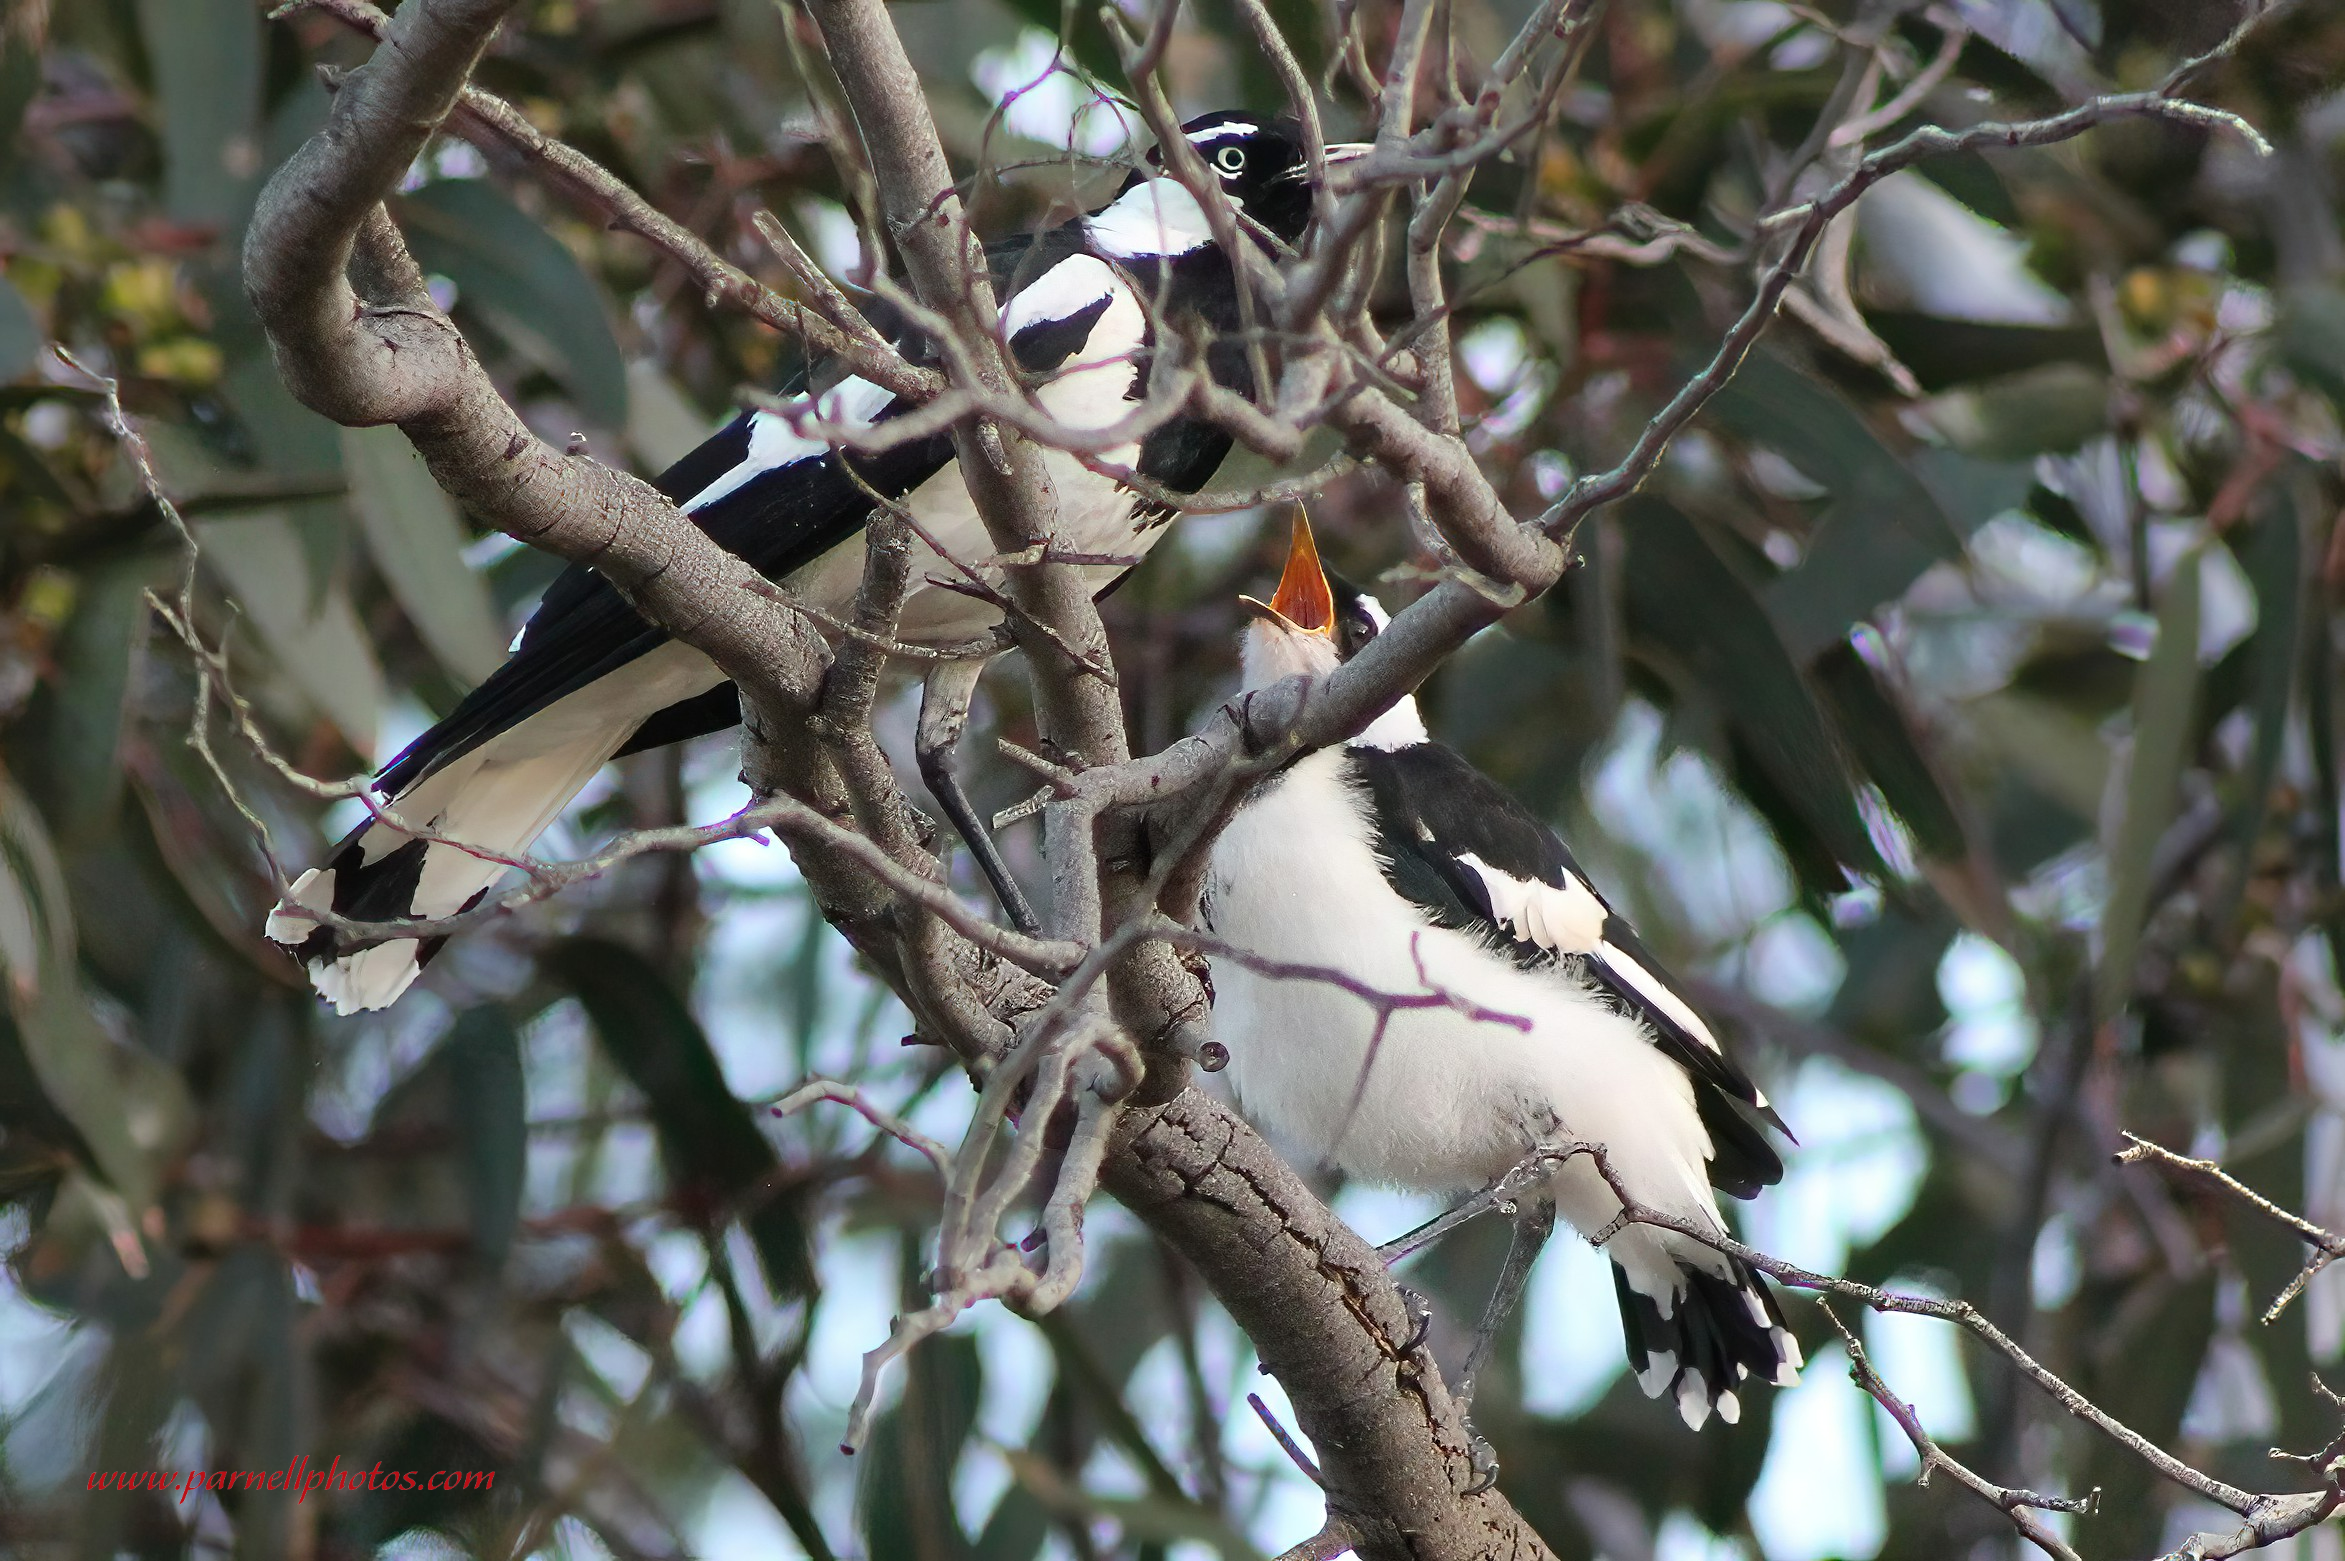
[1239,511,1334,635]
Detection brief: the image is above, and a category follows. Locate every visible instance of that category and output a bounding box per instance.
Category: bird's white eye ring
[1214,144,1246,174]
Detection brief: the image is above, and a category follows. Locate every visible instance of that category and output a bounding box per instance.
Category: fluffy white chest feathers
[1203,750,1718,1223]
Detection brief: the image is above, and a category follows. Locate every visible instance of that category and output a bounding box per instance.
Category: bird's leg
[915,657,1041,936]
[1374,1142,1579,1265]
[1457,1194,1556,1400]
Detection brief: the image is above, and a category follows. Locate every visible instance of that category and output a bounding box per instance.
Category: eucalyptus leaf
[135,0,262,229]
[861,1325,981,1561]
[343,425,507,685]
[401,179,631,428]
[1001,1450,1268,1561]
[625,360,720,476]
[2279,285,2345,408]
[1915,362,2110,460]
[0,272,38,381]
[1707,352,1962,659]
[1623,496,1885,884]
[446,1004,527,1268]
[2094,551,2202,1024]
[2222,497,2302,927]
[0,773,191,1214]
[198,510,385,758]
[1813,641,1966,862]
[542,937,816,1299]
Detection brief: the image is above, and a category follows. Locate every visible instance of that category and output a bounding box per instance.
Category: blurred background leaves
[1,2,2344,1560]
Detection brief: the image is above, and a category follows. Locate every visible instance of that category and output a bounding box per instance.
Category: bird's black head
[1327,571,1387,662]
[1117,112,1366,250]
[1237,509,1392,685]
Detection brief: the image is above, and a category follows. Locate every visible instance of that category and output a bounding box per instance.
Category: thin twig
[1819,1302,2093,1561]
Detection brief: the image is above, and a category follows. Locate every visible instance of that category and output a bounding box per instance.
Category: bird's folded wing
[381,232,1137,794]
[1349,740,1781,1129]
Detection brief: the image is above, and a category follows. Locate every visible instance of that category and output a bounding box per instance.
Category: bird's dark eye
[1337,605,1379,660]
[1214,144,1246,174]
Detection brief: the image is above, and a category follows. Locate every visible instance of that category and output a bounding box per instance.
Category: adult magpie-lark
[267,112,1363,1013]
[1202,514,1801,1431]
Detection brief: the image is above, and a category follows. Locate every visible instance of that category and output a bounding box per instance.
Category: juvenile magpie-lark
[267,113,1364,1013]
[1202,514,1801,1431]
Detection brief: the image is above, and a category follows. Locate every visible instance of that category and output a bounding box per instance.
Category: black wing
[378,227,1123,794]
[1348,741,1787,1195]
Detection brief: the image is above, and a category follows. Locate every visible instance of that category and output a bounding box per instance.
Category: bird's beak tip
[1261,511,1335,635]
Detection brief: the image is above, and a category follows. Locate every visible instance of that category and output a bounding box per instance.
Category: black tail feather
[1613,1255,1799,1429]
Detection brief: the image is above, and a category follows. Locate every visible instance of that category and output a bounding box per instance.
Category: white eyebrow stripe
[1186,121,1258,142]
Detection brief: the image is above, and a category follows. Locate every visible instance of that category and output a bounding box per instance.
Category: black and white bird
[267,113,1365,1013]
[1202,515,1801,1430]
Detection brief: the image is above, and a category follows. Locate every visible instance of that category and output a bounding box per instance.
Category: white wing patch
[678,376,896,515]
[1082,178,1214,260]
[1594,940,1724,1058]
[1002,253,1118,339]
[1455,853,1608,955]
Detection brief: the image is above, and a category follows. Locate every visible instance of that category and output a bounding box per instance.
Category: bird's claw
[1396,1284,1435,1355]
[1460,1428,1501,1496]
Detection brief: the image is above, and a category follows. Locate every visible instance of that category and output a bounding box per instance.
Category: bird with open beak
[1205,512,1801,1434]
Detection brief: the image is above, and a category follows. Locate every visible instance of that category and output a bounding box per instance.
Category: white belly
[1204,750,1725,1240]
[780,273,1152,648]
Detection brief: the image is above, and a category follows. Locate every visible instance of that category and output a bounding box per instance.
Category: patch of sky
[1330,1181,1444,1253]
[1855,171,2071,326]
[1587,699,1795,949]
[566,1309,654,1403]
[520,1000,594,1211]
[1749,1341,1887,1561]
[1863,1279,1975,1477]
[2138,521,2258,664]
[1741,909,1845,1017]
[308,983,452,1141]
[1938,931,2036,1116]
[970,28,1133,157]
[1678,0,1798,52]
[2182,1269,2279,1445]
[0,1302,107,1494]
[2030,1209,2082,1312]
[1664,426,1728,487]
[688,748,908,1104]
[1221,1350,1330,1555]
[801,1225,901,1415]
[1517,1230,1625,1418]
[2011,840,2107,933]
[1656,1511,1749,1561]
[1456,317,1553,444]
[380,1530,475,1561]
[1964,508,2105,611]
[1172,503,1268,577]
[691,1476,808,1561]
[588,1118,660,1207]
[1769,24,1833,68]
[1741,1057,1926,1277]
[960,1308,1054,1531]
[794,197,863,281]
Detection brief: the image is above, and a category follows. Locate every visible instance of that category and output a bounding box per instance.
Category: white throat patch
[1083,178,1215,260]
